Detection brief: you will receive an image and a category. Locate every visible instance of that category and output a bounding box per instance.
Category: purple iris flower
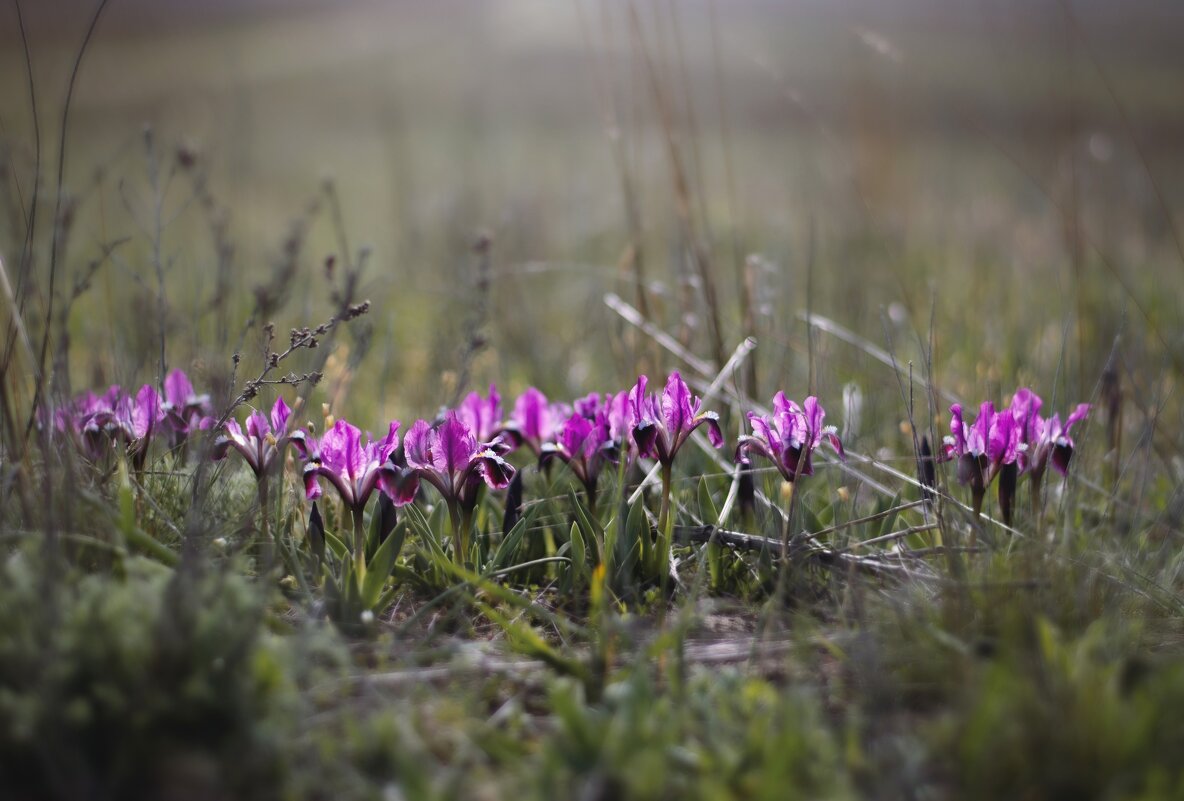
[940,400,1030,525]
[572,392,603,420]
[60,387,115,461]
[629,371,724,468]
[737,393,845,482]
[161,368,213,446]
[49,383,163,468]
[942,401,1023,488]
[455,384,504,444]
[395,413,515,510]
[213,397,293,478]
[1010,387,1090,479]
[299,418,402,512]
[504,387,570,456]
[110,385,163,469]
[569,391,635,450]
[541,409,621,514]
[395,413,515,562]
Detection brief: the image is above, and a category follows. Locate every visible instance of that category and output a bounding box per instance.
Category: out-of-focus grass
[3,0,1182,422]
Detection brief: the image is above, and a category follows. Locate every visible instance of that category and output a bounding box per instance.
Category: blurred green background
[2,0,1182,432]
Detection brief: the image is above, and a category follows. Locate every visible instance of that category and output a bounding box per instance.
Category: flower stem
[351,506,366,580]
[1031,473,1045,539]
[585,481,598,522]
[257,475,273,571]
[970,487,985,550]
[446,500,465,566]
[780,480,795,564]
[458,507,474,567]
[656,464,673,586]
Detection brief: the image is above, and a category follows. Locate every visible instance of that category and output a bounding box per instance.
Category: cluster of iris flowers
[51,368,1087,565]
[48,369,213,468]
[940,388,1090,524]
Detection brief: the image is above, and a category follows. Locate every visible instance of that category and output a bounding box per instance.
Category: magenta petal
[302,464,323,500]
[696,413,724,449]
[321,419,362,482]
[966,402,994,456]
[439,414,477,476]
[661,371,692,438]
[475,449,515,490]
[1064,403,1090,433]
[245,410,269,441]
[458,385,501,442]
[629,375,649,422]
[512,388,548,441]
[390,469,421,505]
[987,411,1014,465]
[342,422,363,483]
[803,396,826,444]
[132,385,162,440]
[403,419,435,470]
[606,390,632,441]
[376,420,401,464]
[948,404,967,456]
[775,397,806,449]
[632,421,660,459]
[772,391,794,418]
[164,368,194,408]
[376,465,409,506]
[561,413,593,459]
[1010,387,1043,437]
[735,435,774,467]
[270,397,292,435]
[573,392,601,419]
[824,428,845,460]
[748,413,780,459]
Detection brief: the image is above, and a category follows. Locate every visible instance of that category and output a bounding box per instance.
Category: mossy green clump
[0,553,323,801]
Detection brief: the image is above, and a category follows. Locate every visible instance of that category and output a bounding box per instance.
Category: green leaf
[799,500,824,536]
[569,521,587,582]
[489,501,542,572]
[361,519,407,608]
[698,476,720,524]
[568,490,603,565]
[324,529,350,562]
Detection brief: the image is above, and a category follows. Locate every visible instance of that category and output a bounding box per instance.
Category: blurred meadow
[5,0,1183,423]
[4,1,1184,799]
